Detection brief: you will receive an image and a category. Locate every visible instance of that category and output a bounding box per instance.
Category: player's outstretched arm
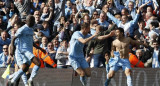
[10,36,17,57]
[78,32,98,44]
[130,37,148,48]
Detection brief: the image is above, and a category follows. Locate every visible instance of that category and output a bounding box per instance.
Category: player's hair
[116,27,124,35]
[26,15,35,27]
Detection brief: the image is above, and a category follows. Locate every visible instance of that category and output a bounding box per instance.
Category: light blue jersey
[14,24,35,65]
[69,31,91,59]
[15,24,34,53]
[69,31,91,70]
[97,18,109,30]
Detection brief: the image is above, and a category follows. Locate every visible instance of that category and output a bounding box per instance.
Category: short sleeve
[15,27,24,37]
[72,31,83,40]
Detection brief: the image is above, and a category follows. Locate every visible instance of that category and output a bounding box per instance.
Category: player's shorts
[69,56,89,70]
[110,58,131,71]
[15,50,35,66]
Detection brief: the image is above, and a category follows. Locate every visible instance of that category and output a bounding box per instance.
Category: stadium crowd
[0,0,160,69]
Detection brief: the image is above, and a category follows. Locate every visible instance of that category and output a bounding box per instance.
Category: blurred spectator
[90,19,98,35]
[148,20,159,39]
[34,14,43,25]
[65,0,72,19]
[0,31,10,53]
[0,45,14,68]
[41,21,50,38]
[76,0,96,17]
[0,15,7,30]
[145,40,160,68]
[40,6,53,21]
[52,0,66,23]
[134,20,145,39]
[46,42,57,65]
[40,36,48,50]
[86,24,115,68]
[97,11,109,30]
[129,51,144,68]
[91,10,99,20]
[14,0,35,19]
[131,48,151,66]
[56,40,69,68]
[52,37,60,51]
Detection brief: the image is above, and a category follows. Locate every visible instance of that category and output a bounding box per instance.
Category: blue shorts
[15,50,34,66]
[110,58,131,71]
[69,56,89,70]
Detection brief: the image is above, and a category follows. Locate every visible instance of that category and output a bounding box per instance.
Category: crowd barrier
[0,68,160,86]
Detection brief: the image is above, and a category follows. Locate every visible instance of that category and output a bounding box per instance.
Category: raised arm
[75,9,83,22]
[93,0,98,8]
[153,0,159,12]
[130,5,142,25]
[44,8,53,21]
[113,0,125,11]
[139,1,152,9]
[107,12,121,26]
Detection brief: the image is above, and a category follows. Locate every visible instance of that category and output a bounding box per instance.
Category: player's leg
[125,68,132,86]
[28,56,41,85]
[80,58,91,86]
[15,65,28,86]
[105,64,120,86]
[105,70,115,86]
[122,59,132,86]
[76,68,86,86]
[83,68,91,86]
[10,63,29,85]
[69,57,87,86]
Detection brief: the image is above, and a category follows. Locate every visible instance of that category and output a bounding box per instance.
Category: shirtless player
[105,28,147,86]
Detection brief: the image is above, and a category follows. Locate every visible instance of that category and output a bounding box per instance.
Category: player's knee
[36,61,41,67]
[125,69,131,76]
[108,73,114,78]
[125,71,131,76]
[79,71,85,76]
[22,64,29,72]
